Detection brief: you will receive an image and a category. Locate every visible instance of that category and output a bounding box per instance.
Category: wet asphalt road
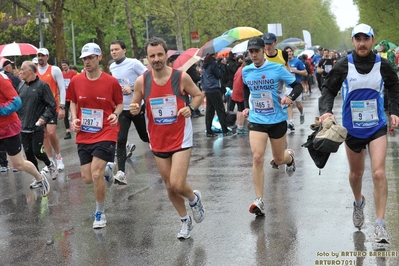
[1,87,399,266]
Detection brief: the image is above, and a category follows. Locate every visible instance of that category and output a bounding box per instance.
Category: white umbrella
[0,42,38,56]
[231,40,249,54]
[298,49,315,58]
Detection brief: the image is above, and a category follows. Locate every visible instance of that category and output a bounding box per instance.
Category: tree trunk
[123,0,139,58]
[95,26,107,71]
[52,0,66,66]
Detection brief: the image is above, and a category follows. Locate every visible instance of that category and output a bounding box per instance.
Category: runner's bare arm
[130,75,144,115]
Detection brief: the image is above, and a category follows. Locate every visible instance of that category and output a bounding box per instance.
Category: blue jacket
[201,57,224,93]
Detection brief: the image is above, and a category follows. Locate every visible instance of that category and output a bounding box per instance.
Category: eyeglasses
[37,54,47,57]
[81,55,98,61]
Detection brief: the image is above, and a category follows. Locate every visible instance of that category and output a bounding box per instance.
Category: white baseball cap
[80,43,102,58]
[37,48,49,56]
[32,57,38,64]
[351,24,374,38]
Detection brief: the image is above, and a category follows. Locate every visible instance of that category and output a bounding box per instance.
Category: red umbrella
[0,42,39,56]
[172,48,200,72]
[216,47,232,58]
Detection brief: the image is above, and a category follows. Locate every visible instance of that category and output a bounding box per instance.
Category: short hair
[323,48,330,52]
[283,46,293,52]
[23,61,37,73]
[144,37,168,55]
[110,40,126,50]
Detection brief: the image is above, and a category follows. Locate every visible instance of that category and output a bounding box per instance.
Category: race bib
[64,79,70,89]
[350,99,378,128]
[252,92,275,115]
[149,95,178,124]
[81,108,103,133]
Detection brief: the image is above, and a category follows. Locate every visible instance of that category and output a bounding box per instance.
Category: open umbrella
[222,27,262,40]
[281,37,306,46]
[294,49,304,57]
[0,42,38,56]
[298,49,315,58]
[216,47,232,58]
[197,35,236,57]
[231,40,249,54]
[276,43,296,50]
[172,48,200,72]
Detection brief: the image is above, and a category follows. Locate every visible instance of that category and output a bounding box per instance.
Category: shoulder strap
[143,70,189,105]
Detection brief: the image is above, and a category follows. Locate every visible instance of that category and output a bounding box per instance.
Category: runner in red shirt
[130,37,205,239]
[69,43,123,229]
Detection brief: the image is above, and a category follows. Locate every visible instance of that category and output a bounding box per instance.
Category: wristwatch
[113,112,119,118]
[60,106,65,110]
[188,105,195,112]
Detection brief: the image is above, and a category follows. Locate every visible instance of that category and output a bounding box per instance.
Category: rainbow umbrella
[222,27,263,40]
[197,35,236,57]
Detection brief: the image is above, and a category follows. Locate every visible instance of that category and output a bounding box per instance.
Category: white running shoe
[114,170,127,185]
[93,212,107,229]
[55,155,65,171]
[249,197,265,216]
[177,216,194,239]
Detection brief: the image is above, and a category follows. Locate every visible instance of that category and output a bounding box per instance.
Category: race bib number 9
[149,95,178,125]
[81,108,104,133]
[350,99,378,128]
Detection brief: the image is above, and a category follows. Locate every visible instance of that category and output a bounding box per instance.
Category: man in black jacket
[318,23,399,247]
[201,53,234,137]
[17,61,58,186]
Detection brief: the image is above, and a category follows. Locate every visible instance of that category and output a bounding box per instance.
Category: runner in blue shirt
[242,37,303,216]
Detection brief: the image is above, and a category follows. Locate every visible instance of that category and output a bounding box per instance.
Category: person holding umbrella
[319,23,399,247]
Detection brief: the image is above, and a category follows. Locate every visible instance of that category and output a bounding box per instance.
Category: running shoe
[285,149,296,172]
[0,166,8,173]
[190,190,206,223]
[114,170,127,185]
[374,224,390,245]
[37,171,50,197]
[270,159,279,169]
[288,121,295,131]
[236,128,249,134]
[300,114,305,125]
[55,155,65,171]
[104,162,116,188]
[93,211,107,229]
[126,143,136,159]
[64,132,72,140]
[177,216,194,239]
[223,131,237,137]
[249,197,265,216]
[353,195,365,228]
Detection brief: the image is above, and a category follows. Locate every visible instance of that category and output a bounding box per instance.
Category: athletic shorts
[248,121,287,139]
[77,141,116,165]
[47,112,58,125]
[345,125,387,153]
[0,134,22,156]
[152,147,191,159]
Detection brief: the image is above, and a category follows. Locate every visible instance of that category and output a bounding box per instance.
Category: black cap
[247,37,265,50]
[262,33,277,44]
[317,46,323,51]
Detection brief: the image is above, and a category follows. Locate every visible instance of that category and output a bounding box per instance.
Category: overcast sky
[331,0,360,31]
